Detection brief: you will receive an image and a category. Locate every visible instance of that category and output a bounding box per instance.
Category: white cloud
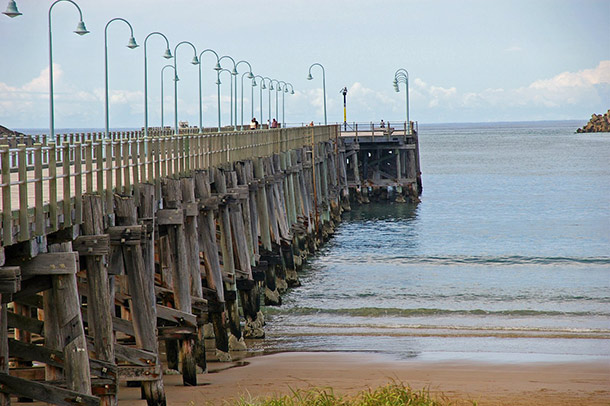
[505,45,523,52]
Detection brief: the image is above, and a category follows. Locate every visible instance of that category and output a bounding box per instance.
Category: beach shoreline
[116,351,610,405]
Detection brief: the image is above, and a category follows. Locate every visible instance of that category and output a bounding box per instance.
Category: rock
[577,109,610,133]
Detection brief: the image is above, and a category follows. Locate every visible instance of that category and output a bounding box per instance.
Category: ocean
[256,120,610,363]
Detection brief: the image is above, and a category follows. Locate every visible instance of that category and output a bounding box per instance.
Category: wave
[265,306,610,318]
[322,254,610,267]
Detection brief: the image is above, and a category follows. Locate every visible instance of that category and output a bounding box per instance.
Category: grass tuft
[230,381,476,406]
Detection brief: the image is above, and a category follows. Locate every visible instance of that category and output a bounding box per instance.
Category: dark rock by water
[577,109,610,133]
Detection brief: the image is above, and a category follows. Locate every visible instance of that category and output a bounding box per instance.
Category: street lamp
[48,0,89,141]
[198,48,221,132]
[104,18,138,138]
[3,0,21,17]
[240,70,255,130]
[393,68,410,134]
[253,75,266,125]
[236,60,254,130]
[271,79,281,125]
[173,41,200,135]
[218,55,238,129]
[279,81,294,128]
[217,68,234,131]
[144,32,173,138]
[263,77,274,126]
[161,64,177,133]
[307,62,327,125]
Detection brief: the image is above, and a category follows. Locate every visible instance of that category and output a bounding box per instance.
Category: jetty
[0,124,420,405]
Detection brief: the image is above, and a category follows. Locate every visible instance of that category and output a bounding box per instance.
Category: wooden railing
[0,125,338,247]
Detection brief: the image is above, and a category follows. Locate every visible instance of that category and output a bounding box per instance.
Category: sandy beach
[117,352,610,405]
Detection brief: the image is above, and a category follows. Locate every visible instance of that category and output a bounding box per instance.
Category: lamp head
[126,36,139,49]
[284,87,288,93]
[74,21,90,35]
[3,0,21,17]
[307,73,313,80]
[261,82,266,90]
[163,48,173,59]
[216,78,221,85]
[231,67,238,75]
[291,89,295,95]
[174,74,180,82]
[394,85,400,92]
[191,56,200,65]
[214,62,222,71]
[269,83,274,90]
[252,79,257,87]
[247,71,254,79]
[392,78,398,86]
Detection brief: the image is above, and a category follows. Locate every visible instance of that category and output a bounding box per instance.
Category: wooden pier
[0,124,420,405]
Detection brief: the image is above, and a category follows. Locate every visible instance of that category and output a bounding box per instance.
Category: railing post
[62,141,71,228]
[1,146,12,246]
[49,142,58,232]
[17,145,29,241]
[34,143,44,236]
[85,140,93,194]
[74,142,82,225]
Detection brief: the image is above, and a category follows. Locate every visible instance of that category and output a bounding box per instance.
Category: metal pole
[48,0,89,141]
[144,32,172,138]
[105,18,137,139]
[173,41,199,135]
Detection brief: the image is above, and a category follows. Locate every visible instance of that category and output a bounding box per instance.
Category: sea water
[259,121,610,363]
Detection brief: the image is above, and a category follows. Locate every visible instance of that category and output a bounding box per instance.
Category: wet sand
[117,352,610,405]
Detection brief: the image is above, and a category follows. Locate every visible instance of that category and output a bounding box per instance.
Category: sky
[0,0,609,131]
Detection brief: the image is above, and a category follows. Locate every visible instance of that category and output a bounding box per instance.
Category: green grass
[229,382,477,406]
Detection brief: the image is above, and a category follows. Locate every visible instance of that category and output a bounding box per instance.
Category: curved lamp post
[161,64,177,133]
[236,60,254,130]
[217,68,234,131]
[279,81,294,128]
[271,79,281,124]
[48,0,89,141]
[307,62,327,125]
[144,32,173,138]
[3,0,21,17]
[253,75,266,125]
[104,18,138,138]
[173,41,200,135]
[198,48,221,132]
[393,68,410,134]
[263,77,274,126]
[218,56,238,128]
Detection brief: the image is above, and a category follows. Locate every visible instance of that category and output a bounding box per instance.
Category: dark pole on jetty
[340,86,348,131]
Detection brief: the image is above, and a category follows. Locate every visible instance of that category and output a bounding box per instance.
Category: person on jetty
[271,118,278,128]
[250,117,259,129]
[308,121,314,126]
[380,119,385,128]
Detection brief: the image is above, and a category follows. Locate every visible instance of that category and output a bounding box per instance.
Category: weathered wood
[16,252,79,277]
[118,365,162,382]
[113,194,166,406]
[156,304,197,327]
[72,234,110,257]
[193,171,224,303]
[0,373,99,406]
[82,194,116,406]
[212,168,243,349]
[113,343,156,367]
[48,242,92,395]
[6,311,44,336]
[0,266,20,294]
[160,178,196,386]
[0,300,9,406]
[8,338,117,380]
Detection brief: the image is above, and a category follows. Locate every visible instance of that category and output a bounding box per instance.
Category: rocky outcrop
[577,110,610,133]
